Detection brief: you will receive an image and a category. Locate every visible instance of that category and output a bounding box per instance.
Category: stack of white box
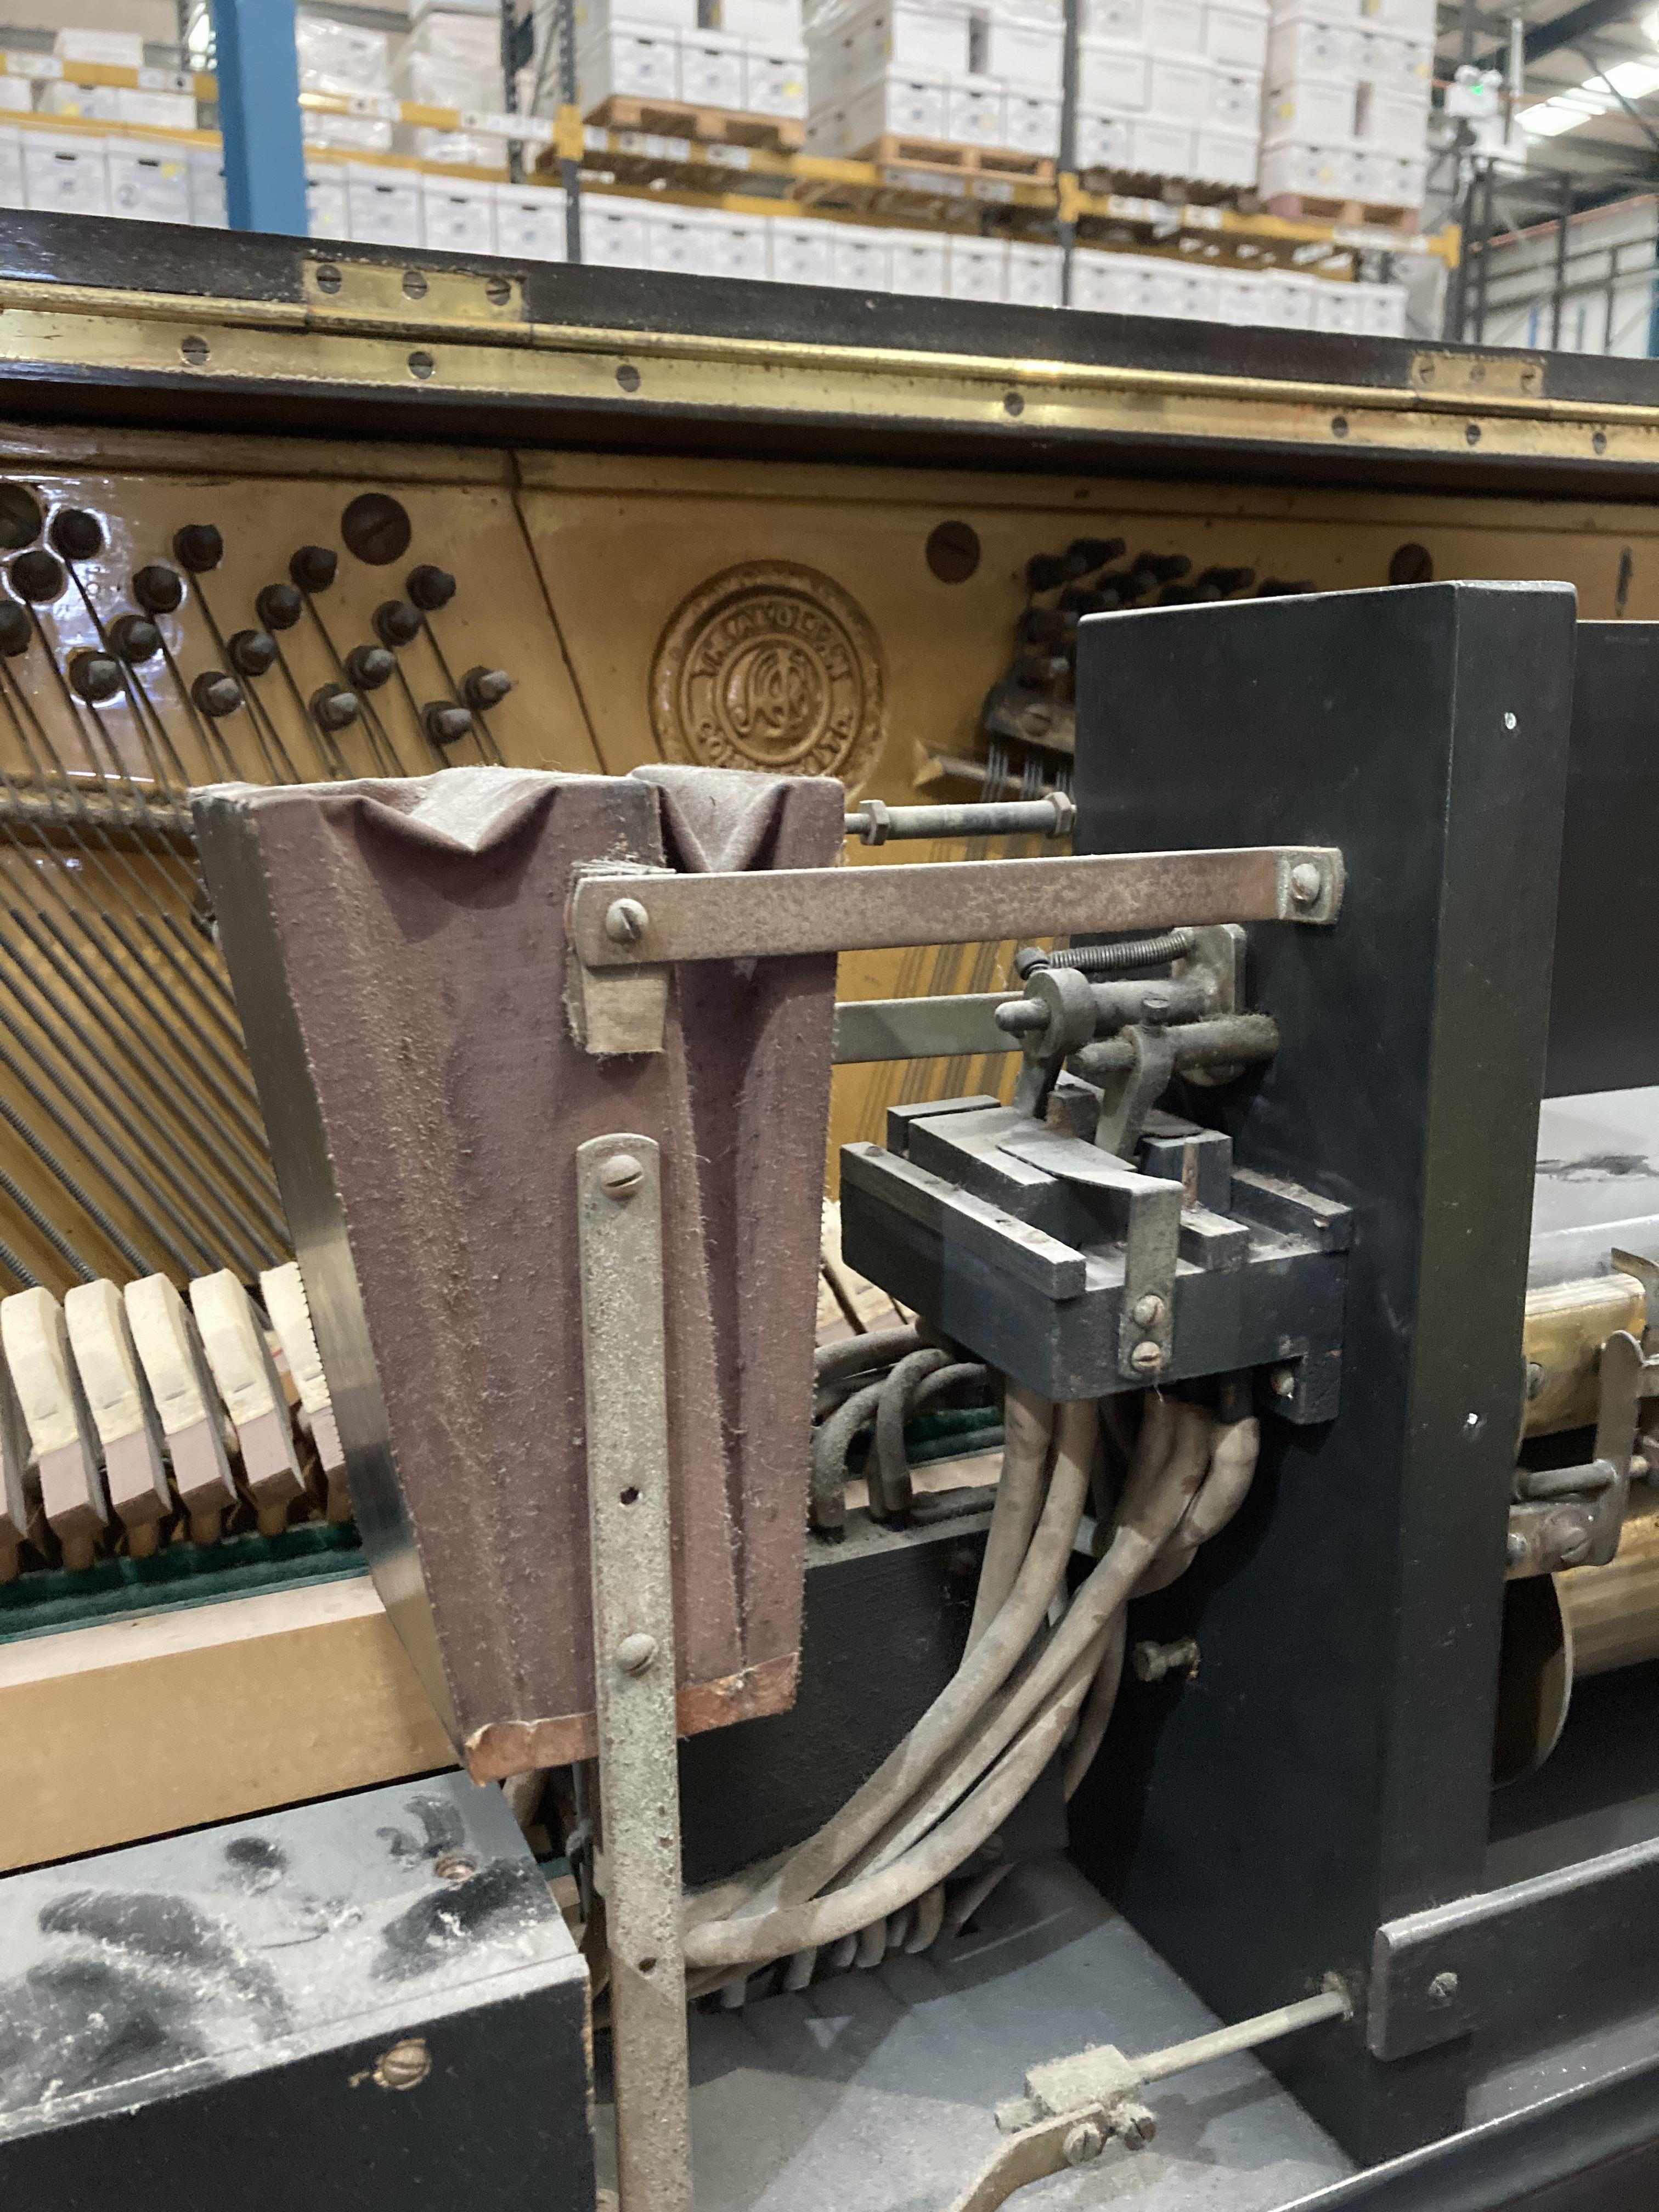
[393,2,509,170]
[1259,0,1434,217]
[805,0,1064,163]
[40,27,197,130]
[297,12,396,155]
[580,196,1063,296]
[1076,0,1267,189]
[1073,246,1404,330]
[571,0,807,127]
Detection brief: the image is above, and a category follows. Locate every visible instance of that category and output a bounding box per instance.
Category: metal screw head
[433,1852,476,1882]
[373,2037,431,2091]
[1062,2121,1103,2167]
[604,896,649,946]
[1289,861,1324,906]
[1131,1294,1165,1329]
[1506,1531,1528,1567]
[1130,1340,1163,1375]
[1427,1971,1459,2007]
[1269,1364,1297,1400]
[616,1631,658,1676]
[599,1153,645,1201]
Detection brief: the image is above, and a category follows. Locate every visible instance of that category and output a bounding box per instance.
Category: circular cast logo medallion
[650,561,886,793]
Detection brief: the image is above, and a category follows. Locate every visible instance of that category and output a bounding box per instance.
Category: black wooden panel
[1069,582,1576,2163]
[1546,622,1659,1098]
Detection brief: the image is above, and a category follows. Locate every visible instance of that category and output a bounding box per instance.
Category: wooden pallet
[585,93,804,154]
[857,133,1056,184]
[1265,190,1420,234]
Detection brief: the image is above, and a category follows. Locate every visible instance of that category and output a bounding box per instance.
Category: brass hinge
[1410,350,1545,400]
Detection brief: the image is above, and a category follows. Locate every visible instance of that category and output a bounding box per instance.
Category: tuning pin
[1195,565,1256,597]
[374,599,422,648]
[255,582,303,630]
[1130,552,1191,584]
[191,671,243,718]
[290,546,337,593]
[228,629,278,679]
[345,642,396,691]
[422,701,473,747]
[133,563,184,614]
[407,563,455,612]
[1023,552,1069,593]
[173,523,224,573]
[461,666,512,711]
[1065,535,1126,569]
[11,550,64,603]
[0,599,29,656]
[49,508,104,562]
[67,651,122,704]
[311,682,359,731]
[108,615,161,665]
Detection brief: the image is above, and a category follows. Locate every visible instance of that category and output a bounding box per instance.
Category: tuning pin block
[49,508,104,562]
[422,701,473,747]
[407,563,455,612]
[133,563,185,615]
[68,651,122,705]
[192,670,244,718]
[256,582,303,631]
[311,682,360,731]
[0,1288,108,1571]
[64,1280,171,1558]
[345,642,396,691]
[228,629,279,679]
[374,599,422,648]
[462,666,512,711]
[290,545,338,593]
[11,550,64,604]
[109,614,162,665]
[173,523,224,573]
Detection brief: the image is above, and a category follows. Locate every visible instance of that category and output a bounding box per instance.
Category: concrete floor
[597,1855,1352,2212]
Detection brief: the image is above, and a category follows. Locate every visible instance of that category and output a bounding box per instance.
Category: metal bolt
[1525,1360,1545,1401]
[605,897,649,946]
[599,1152,645,1201]
[1289,861,1324,907]
[1130,1340,1163,1375]
[373,2037,431,2091]
[1062,2122,1103,2167]
[615,1631,658,1675]
[1427,1971,1459,2007]
[1269,1364,1297,1400]
[1506,1531,1528,1567]
[1131,1294,1165,1329]
[433,1852,477,1882]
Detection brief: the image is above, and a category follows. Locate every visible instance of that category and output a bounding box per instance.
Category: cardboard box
[837,68,949,143]
[1358,78,1429,153]
[0,126,22,210]
[1205,0,1268,67]
[1207,66,1260,126]
[188,146,227,227]
[1258,135,1362,198]
[575,0,698,31]
[1082,0,1142,36]
[1151,53,1211,122]
[839,0,970,80]
[581,199,652,264]
[769,215,834,283]
[1079,38,1150,111]
[978,14,1062,88]
[421,177,496,253]
[304,159,348,239]
[702,207,770,278]
[1148,0,1202,52]
[708,0,800,37]
[945,77,1007,146]
[1006,238,1063,306]
[1004,90,1060,155]
[54,27,144,68]
[945,233,1006,301]
[1263,76,1357,149]
[827,222,893,288]
[681,29,745,106]
[1192,123,1257,184]
[745,43,808,115]
[1266,12,1361,86]
[889,227,948,292]
[1130,115,1194,174]
[21,130,109,217]
[346,164,423,248]
[495,182,567,258]
[1076,109,1131,165]
[106,137,190,224]
[578,23,682,104]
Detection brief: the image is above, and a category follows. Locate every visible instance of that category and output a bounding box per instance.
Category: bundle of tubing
[811,1329,993,1528]
[672,1378,1259,2002]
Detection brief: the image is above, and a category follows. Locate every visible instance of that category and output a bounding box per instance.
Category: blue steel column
[211,0,309,236]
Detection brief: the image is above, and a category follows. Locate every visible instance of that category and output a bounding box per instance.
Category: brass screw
[374,2038,431,2091]
[616,1632,658,1675]
[599,1153,645,1201]
[1130,1340,1163,1375]
[604,896,649,946]
[1132,1294,1165,1329]
[433,1852,476,1882]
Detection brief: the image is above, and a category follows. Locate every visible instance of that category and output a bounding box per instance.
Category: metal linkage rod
[1017,930,1198,978]
[847,794,1075,845]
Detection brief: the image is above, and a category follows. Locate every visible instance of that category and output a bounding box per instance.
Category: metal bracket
[1507,1330,1659,1577]
[576,1133,692,2212]
[565,862,673,1057]
[996,1126,1180,1380]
